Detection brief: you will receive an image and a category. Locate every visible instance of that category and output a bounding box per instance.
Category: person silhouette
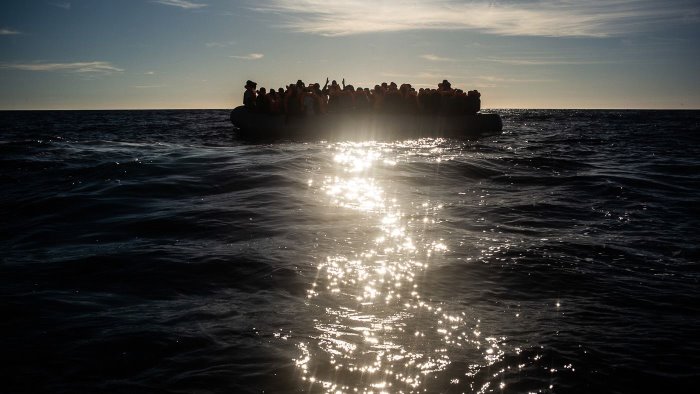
[243,80,257,108]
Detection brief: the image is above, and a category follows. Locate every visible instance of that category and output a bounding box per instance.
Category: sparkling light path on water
[295,141,511,393]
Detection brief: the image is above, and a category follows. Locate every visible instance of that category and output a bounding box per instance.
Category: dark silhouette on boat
[231,79,503,141]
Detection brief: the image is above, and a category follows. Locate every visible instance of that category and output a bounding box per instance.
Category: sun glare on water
[293,140,507,393]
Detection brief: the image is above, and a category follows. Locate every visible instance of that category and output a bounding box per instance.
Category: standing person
[284,85,302,120]
[339,85,356,112]
[327,80,342,113]
[354,86,370,112]
[243,80,257,108]
[438,79,452,92]
[311,82,326,113]
[466,90,481,114]
[384,82,402,113]
[372,84,385,112]
[302,88,319,116]
[256,87,270,113]
[268,89,280,114]
[438,80,453,114]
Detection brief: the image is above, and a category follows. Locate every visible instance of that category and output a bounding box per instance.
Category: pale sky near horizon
[1,0,699,110]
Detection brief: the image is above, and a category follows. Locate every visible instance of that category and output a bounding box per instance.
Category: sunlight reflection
[297,140,505,393]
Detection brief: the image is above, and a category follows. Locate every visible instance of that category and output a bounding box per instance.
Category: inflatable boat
[230,106,502,141]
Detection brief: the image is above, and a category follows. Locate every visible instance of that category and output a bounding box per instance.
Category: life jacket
[303,94,315,115]
[287,92,301,116]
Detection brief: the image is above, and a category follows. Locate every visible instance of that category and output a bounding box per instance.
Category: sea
[1,109,699,394]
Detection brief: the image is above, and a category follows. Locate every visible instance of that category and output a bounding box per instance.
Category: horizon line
[1,107,698,111]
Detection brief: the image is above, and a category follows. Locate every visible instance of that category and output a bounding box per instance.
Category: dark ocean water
[1,109,699,394]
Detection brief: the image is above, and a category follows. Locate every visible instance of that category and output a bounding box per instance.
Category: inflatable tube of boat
[230,106,502,141]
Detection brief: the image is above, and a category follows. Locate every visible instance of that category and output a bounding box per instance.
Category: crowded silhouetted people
[242,78,481,117]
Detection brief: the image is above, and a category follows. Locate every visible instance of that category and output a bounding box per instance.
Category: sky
[1,0,699,110]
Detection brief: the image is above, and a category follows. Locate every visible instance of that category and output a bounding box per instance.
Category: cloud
[1,28,21,35]
[229,53,264,60]
[0,61,123,74]
[479,56,610,65]
[421,54,455,62]
[252,0,700,37]
[476,75,555,83]
[145,71,156,75]
[381,71,459,81]
[153,0,207,9]
[131,85,166,89]
[205,41,236,48]
[50,2,71,10]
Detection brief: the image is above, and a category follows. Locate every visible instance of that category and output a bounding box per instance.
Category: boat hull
[230,106,502,141]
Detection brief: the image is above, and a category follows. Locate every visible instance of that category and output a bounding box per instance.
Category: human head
[245,80,257,90]
[440,79,451,91]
